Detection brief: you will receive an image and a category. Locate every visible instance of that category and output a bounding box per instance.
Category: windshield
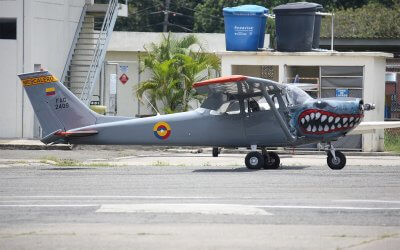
[285,85,312,106]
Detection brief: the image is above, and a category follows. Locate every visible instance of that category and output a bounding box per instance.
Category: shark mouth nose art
[298,109,363,135]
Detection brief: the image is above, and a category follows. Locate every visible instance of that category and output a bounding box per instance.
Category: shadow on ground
[193,165,309,173]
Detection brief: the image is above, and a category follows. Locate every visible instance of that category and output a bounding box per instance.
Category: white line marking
[0,205,98,207]
[96,204,272,216]
[334,200,400,204]
[0,196,220,199]
[257,205,400,210]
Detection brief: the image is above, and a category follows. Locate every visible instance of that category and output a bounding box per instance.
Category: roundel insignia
[153,121,171,140]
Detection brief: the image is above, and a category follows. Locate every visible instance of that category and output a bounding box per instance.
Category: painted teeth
[300,111,362,134]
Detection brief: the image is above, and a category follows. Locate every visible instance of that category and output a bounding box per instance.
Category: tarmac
[1,140,400,249]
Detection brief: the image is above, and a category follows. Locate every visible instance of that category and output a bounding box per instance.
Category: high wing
[193,75,285,96]
[348,121,400,135]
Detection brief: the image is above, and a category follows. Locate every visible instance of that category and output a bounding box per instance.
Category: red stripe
[46,91,55,96]
[193,75,247,88]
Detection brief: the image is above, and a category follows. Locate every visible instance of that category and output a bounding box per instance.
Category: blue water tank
[223,5,268,51]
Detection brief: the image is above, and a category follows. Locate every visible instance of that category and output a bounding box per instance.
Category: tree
[136,33,221,114]
[320,2,400,39]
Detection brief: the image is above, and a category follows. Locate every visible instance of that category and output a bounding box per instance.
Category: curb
[0,144,72,150]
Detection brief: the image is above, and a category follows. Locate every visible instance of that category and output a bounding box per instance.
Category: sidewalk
[0,139,399,156]
[0,139,71,150]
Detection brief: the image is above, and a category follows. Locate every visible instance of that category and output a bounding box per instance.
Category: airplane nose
[296,98,364,136]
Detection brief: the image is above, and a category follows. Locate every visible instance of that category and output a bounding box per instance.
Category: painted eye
[315,101,327,109]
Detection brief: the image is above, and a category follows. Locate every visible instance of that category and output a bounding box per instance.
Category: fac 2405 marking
[55,97,69,110]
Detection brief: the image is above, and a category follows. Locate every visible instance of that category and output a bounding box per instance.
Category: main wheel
[245,151,264,170]
[263,152,280,169]
[327,151,346,170]
[212,147,219,157]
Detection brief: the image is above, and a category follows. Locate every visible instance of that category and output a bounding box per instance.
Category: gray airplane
[19,71,392,170]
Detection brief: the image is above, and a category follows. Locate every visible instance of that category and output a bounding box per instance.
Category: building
[0,0,126,139]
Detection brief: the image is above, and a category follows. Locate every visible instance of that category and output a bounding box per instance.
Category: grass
[153,160,170,166]
[384,128,400,153]
[40,156,114,167]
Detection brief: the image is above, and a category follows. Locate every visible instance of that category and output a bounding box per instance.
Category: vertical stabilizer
[18,71,98,137]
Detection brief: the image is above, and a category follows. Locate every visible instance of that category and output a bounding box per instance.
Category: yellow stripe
[46,87,55,92]
[22,75,58,87]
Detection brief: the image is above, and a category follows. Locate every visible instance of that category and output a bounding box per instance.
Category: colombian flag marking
[153,121,171,140]
[46,87,55,96]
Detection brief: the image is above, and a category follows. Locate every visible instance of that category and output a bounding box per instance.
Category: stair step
[72,59,92,62]
[76,42,99,45]
[79,31,101,34]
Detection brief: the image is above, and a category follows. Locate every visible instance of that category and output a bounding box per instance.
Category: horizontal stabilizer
[349,121,400,135]
[54,130,98,137]
[41,129,98,144]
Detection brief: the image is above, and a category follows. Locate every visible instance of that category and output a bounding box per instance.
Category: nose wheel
[326,143,346,170]
[245,147,281,170]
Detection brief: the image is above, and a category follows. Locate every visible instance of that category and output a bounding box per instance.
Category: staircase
[62,0,119,106]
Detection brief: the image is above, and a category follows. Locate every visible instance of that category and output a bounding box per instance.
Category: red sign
[119,73,129,84]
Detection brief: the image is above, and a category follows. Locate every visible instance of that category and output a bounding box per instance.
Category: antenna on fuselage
[142,94,161,116]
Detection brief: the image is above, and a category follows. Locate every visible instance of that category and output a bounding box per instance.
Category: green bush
[321,3,400,39]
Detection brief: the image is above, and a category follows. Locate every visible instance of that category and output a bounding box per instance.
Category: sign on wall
[336,88,349,97]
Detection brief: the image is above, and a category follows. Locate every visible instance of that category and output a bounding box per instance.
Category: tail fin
[18,71,98,137]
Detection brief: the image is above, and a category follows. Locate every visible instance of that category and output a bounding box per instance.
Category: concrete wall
[0,0,85,138]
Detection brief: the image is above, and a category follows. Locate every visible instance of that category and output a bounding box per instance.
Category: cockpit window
[285,85,312,106]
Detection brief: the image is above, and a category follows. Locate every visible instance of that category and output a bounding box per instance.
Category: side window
[211,100,241,115]
[245,96,279,113]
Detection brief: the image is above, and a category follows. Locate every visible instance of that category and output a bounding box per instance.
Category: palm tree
[137,33,220,114]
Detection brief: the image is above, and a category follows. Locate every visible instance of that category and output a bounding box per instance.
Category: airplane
[18,71,400,170]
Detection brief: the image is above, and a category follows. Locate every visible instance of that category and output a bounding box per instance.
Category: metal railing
[80,0,119,105]
[61,4,88,87]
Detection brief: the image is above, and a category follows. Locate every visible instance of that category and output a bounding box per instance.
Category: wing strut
[261,88,296,143]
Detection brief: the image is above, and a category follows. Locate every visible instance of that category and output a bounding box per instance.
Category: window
[0,19,16,40]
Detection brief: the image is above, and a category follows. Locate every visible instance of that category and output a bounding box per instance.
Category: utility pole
[163,0,171,32]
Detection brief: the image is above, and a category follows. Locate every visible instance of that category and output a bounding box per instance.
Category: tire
[212,147,219,157]
[327,151,346,170]
[245,151,264,170]
[263,152,280,169]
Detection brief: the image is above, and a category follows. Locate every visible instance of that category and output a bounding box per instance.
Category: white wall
[0,0,85,138]
[0,40,20,138]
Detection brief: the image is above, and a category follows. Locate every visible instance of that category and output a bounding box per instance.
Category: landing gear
[212,147,220,157]
[245,147,280,170]
[263,151,280,169]
[325,143,346,170]
[245,151,264,169]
